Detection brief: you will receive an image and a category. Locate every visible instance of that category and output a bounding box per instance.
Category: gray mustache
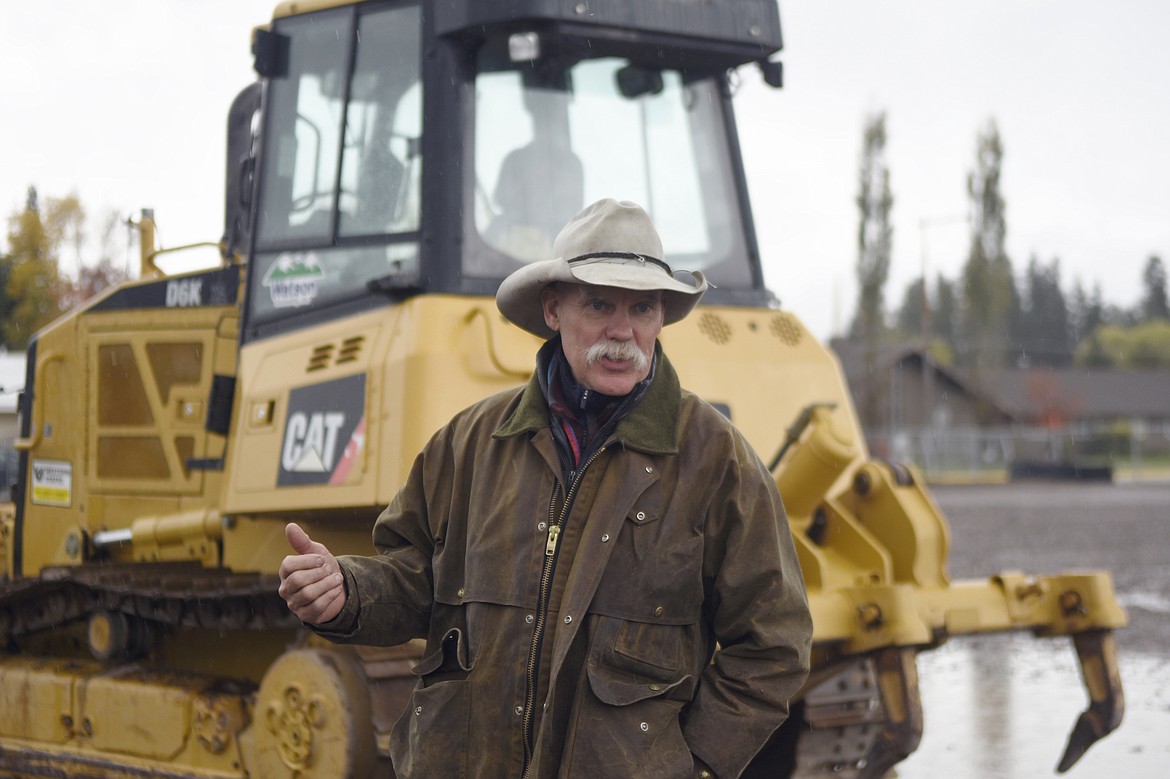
[584,340,649,372]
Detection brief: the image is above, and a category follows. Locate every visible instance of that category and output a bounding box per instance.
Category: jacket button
[515,706,523,716]
[564,615,572,624]
[639,722,649,732]
[649,684,661,691]
[414,706,422,716]
[636,511,646,521]
[699,771,712,779]
[601,534,610,542]
[457,587,465,598]
[525,614,534,624]
[538,522,547,531]
[654,606,664,617]
[645,466,653,473]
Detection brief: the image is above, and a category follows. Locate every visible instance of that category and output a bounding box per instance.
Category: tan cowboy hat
[496,198,708,338]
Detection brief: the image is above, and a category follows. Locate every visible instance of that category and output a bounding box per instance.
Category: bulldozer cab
[237,0,775,344]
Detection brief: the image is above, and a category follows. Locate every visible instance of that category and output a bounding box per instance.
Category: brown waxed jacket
[314,346,812,779]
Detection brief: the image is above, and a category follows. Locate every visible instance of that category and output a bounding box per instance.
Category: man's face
[541,283,665,396]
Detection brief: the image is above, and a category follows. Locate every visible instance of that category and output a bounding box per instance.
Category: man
[279,199,812,778]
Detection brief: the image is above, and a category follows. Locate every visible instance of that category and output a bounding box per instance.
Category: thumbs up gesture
[278,523,347,625]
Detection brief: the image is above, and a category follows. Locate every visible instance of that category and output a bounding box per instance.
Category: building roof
[831,338,967,389]
[991,367,1170,421]
[832,337,1170,424]
[830,338,1015,419]
[0,351,26,415]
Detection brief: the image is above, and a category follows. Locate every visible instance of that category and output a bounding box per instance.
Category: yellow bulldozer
[0,1,1125,776]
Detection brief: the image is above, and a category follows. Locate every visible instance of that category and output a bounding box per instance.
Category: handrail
[13,351,64,451]
[461,307,532,379]
[143,241,227,278]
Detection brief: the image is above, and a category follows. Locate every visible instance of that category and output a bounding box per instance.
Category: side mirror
[616,65,664,98]
[222,83,262,260]
[758,59,783,89]
[252,28,289,78]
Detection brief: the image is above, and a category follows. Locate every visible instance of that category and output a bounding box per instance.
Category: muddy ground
[895,481,1170,779]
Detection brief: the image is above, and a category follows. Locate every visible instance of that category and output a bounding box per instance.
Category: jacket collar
[494,341,681,455]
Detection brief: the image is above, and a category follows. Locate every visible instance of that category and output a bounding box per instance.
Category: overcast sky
[3,0,1168,340]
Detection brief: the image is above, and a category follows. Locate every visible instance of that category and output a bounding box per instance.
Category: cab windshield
[470,42,754,290]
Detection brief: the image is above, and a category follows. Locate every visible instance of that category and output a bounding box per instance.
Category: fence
[866,422,1170,484]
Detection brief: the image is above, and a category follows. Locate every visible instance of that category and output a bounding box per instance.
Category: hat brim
[496,256,708,339]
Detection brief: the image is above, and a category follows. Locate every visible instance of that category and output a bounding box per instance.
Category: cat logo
[277,374,366,487]
[282,411,347,473]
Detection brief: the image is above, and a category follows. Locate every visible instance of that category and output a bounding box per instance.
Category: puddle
[897,633,1170,778]
[1117,590,1170,615]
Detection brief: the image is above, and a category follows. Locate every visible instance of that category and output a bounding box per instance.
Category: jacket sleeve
[681,427,812,779]
[310,433,445,646]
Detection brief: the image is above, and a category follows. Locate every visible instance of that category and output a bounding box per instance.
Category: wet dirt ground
[896,482,1170,778]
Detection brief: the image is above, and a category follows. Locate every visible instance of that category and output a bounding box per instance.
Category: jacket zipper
[520,445,606,778]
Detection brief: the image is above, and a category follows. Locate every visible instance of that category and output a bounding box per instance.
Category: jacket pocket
[390,628,474,777]
[590,614,697,685]
[390,677,471,778]
[418,627,474,680]
[564,658,693,778]
[592,509,703,624]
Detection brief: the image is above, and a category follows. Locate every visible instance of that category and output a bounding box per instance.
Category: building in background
[832,338,1170,480]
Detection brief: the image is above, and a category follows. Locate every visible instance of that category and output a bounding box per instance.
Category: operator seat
[485,140,584,262]
[348,139,406,235]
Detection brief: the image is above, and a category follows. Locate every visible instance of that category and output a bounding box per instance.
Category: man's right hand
[278,523,347,625]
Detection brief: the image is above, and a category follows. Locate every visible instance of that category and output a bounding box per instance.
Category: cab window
[251,3,421,326]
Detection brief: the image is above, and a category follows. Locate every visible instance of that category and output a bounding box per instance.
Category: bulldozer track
[0,564,298,642]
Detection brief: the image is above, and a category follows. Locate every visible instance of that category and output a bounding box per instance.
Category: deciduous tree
[960,120,1017,372]
[1,188,131,349]
[2,188,64,349]
[1074,320,1170,369]
[851,112,894,427]
[851,112,894,343]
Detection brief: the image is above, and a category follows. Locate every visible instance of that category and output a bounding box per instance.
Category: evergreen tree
[1020,255,1072,365]
[934,274,959,356]
[1140,255,1169,321]
[895,273,958,366]
[896,276,925,336]
[1069,280,1105,345]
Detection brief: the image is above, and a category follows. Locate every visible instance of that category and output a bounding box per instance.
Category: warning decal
[31,459,73,507]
